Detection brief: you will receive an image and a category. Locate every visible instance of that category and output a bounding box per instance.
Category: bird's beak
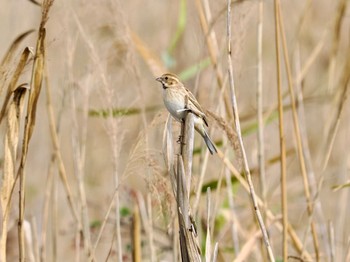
[155,77,162,83]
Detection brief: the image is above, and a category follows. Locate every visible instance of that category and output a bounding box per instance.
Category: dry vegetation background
[0,0,350,261]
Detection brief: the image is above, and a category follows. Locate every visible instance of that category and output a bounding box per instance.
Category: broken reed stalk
[226,0,275,261]
[163,111,201,261]
[273,0,288,260]
[177,113,201,262]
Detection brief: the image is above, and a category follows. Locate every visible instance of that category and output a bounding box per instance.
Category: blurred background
[1,0,350,261]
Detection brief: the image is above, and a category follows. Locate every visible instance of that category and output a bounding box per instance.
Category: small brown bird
[156,73,217,154]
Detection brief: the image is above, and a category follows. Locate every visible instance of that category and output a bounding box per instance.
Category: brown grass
[0,0,350,261]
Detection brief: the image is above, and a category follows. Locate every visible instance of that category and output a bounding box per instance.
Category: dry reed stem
[224,156,240,255]
[328,221,335,262]
[164,112,201,261]
[73,12,124,260]
[70,76,92,257]
[45,69,80,225]
[322,42,350,172]
[235,228,264,262]
[294,45,330,258]
[194,0,233,120]
[146,194,155,261]
[183,112,194,200]
[90,189,118,260]
[16,2,54,259]
[226,0,274,261]
[52,174,58,261]
[163,115,176,194]
[130,30,165,77]
[256,0,268,258]
[131,205,141,262]
[0,46,30,262]
[278,3,320,259]
[209,159,224,235]
[17,27,46,262]
[27,0,41,7]
[135,192,154,261]
[0,85,27,262]
[295,33,326,86]
[177,157,201,262]
[30,217,39,262]
[216,149,313,261]
[256,0,266,222]
[192,150,209,215]
[273,0,288,260]
[205,188,212,262]
[328,0,347,92]
[346,238,350,262]
[23,220,35,262]
[173,219,179,261]
[40,156,55,261]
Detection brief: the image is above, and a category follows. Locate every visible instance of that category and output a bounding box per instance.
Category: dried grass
[0,0,349,261]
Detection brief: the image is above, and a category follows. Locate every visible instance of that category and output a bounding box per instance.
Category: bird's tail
[203,130,217,154]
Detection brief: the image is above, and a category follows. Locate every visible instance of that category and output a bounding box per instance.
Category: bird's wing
[185,88,209,126]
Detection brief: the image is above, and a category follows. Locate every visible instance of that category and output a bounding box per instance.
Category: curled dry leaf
[0,30,34,88]
[0,84,28,262]
[0,47,32,125]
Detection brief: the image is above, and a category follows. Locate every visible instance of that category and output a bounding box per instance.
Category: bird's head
[156,73,181,89]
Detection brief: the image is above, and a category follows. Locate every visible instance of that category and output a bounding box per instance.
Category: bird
[156,73,217,154]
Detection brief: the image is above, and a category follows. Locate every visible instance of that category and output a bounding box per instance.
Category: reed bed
[0,0,350,261]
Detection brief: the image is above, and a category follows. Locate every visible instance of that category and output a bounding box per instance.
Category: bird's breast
[163,88,186,121]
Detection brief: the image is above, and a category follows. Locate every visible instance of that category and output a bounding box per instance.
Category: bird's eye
[165,76,168,80]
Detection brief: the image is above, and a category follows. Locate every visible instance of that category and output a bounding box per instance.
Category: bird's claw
[176,108,194,114]
[177,135,186,145]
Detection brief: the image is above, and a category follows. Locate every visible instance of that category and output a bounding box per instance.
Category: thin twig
[256,0,268,259]
[256,0,266,223]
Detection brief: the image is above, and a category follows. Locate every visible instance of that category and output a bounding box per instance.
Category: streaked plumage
[156,73,217,154]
